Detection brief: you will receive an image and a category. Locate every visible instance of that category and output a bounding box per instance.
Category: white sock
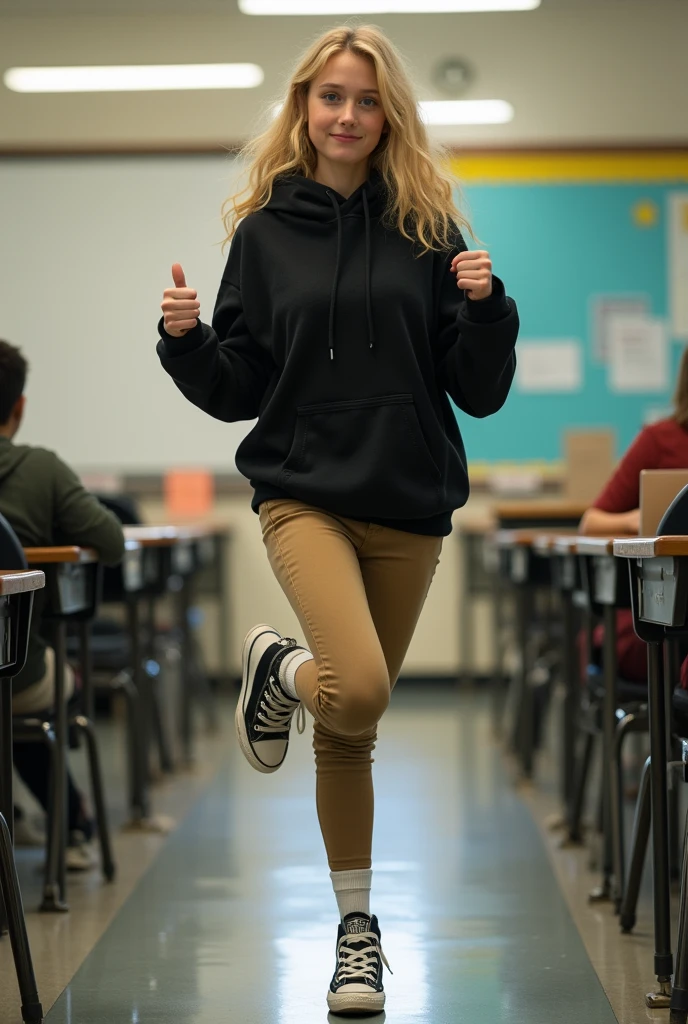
[279,647,313,700]
[330,868,372,921]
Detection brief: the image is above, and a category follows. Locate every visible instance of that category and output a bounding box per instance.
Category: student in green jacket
[0,339,125,867]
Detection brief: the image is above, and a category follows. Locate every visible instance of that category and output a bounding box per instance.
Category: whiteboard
[0,154,255,472]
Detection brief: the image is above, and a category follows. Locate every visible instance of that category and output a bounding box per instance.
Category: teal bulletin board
[449,152,688,464]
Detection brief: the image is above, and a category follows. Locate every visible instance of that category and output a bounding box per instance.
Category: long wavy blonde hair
[222,24,471,255]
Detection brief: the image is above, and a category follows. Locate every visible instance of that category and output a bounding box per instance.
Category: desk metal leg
[514,586,535,778]
[178,576,193,766]
[590,604,617,904]
[646,639,673,1008]
[0,811,43,1023]
[78,621,94,724]
[218,534,230,684]
[671,802,688,1023]
[73,620,116,880]
[491,576,507,738]
[619,755,651,933]
[1,669,43,1021]
[126,597,150,823]
[40,623,68,912]
[0,680,14,934]
[560,590,577,809]
[459,534,472,684]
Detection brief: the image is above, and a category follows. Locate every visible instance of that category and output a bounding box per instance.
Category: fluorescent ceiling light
[421,99,513,124]
[241,1,539,13]
[3,63,264,93]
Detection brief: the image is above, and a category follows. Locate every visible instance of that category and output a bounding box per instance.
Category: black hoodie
[157,172,519,536]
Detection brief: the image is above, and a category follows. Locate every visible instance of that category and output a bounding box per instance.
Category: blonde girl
[158,24,519,1015]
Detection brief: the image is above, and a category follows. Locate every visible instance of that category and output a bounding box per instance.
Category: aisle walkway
[41,688,615,1023]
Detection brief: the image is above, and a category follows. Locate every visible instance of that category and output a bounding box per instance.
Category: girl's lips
[331,134,360,141]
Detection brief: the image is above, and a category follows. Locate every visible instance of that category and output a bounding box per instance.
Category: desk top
[613,536,688,558]
[0,569,45,595]
[577,536,616,556]
[531,534,580,555]
[494,500,589,522]
[497,528,578,550]
[24,546,98,565]
[163,520,231,538]
[496,528,576,549]
[123,524,223,547]
[456,517,496,536]
[552,535,580,555]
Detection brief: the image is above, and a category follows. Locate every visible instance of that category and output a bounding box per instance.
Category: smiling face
[306,50,388,175]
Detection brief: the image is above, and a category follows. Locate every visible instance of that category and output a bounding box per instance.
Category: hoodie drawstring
[362,189,375,352]
[326,188,375,361]
[326,191,343,362]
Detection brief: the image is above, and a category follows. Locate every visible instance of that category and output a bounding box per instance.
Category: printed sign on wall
[669,192,688,341]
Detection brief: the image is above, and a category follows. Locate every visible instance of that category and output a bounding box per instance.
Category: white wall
[1,3,687,149]
[0,154,253,471]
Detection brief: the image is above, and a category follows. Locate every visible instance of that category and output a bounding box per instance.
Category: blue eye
[361,97,378,107]
[323,93,338,102]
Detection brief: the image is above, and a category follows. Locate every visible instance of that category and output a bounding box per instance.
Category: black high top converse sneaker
[327,912,390,1016]
[235,624,307,773]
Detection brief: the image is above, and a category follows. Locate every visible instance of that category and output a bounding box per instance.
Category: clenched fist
[161,263,201,337]
[450,249,493,301]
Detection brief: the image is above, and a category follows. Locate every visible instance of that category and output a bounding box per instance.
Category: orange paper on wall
[164,469,214,519]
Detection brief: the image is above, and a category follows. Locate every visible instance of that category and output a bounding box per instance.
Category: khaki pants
[11,647,75,716]
[259,499,442,871]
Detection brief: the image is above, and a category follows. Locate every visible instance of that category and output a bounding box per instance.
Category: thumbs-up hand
[161,263,201,338]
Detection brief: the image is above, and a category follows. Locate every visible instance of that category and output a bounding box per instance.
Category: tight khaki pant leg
[259,500,442,870]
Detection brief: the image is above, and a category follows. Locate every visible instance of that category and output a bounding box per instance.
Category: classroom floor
[0,687,672,1023]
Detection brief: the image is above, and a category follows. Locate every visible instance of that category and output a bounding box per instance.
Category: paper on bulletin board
[516,341,582,392]
[607,315,668,392]
[164,469,214,519]
[669,192,688,340]
[590,294,650,362]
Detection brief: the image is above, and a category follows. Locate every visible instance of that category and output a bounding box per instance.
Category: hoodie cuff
[463,276,511,324]
[157,316,205,356]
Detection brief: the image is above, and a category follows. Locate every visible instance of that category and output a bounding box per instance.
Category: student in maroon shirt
[579,347,688,681]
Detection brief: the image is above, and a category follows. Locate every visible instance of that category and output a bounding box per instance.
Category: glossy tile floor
[22,687,617,1024]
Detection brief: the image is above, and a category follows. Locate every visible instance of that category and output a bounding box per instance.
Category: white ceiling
[1,0,687,147]
[0,0,682,12]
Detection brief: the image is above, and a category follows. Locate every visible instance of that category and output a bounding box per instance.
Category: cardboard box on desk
[640,469,688,535]
[563,429,616,503]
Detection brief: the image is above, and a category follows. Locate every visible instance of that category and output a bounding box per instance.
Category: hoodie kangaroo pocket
[280,394,442,519]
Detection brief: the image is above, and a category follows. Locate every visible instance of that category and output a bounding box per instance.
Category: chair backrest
[93,493,142,526]
[657,482,688,536]
[0,511,28,570]
[93,493,142,603]
[640,469,688,535]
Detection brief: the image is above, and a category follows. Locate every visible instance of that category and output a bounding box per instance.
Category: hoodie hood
[265,172,388,361]
[0,436,33,485]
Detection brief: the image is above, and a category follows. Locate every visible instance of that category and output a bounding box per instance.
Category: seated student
[0,340,125,867]
[579,346,688,681]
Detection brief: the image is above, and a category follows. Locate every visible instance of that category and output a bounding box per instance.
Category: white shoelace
[256,674,306,735]
[335,932,392,985]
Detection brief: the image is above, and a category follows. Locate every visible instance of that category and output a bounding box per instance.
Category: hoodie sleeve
[156,229,275,423]
[49,454,125,566]
[434,232,519,419]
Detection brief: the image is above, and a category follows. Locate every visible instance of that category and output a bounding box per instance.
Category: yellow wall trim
[447,151,688,184]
